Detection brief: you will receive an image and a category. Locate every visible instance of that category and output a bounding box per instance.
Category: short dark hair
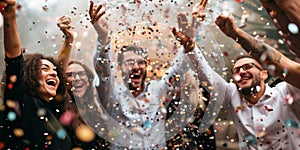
[234,54,254,63]
[23,53,66,97]
[117,45,148,66]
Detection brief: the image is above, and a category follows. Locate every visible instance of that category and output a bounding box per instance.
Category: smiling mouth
[46,79,57,87]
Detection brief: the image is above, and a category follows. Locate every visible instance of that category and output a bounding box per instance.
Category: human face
[233,58,265,91]
[38,59,60,100]
[66,63,89,97]
[121,51,147,90]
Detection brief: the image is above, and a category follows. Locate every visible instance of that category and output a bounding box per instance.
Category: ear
[261,70,268,80]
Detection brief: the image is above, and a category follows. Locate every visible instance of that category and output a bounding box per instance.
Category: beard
[122,70,147,92]
[238,74,261,96]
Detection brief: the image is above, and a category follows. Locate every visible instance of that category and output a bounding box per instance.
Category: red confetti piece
[7,83,13,90]
[0,5,5,11]
[264,105,273,111]
[0,142,5,149]
[235,0,243,2]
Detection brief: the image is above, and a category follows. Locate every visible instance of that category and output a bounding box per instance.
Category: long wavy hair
[23,53,66,98]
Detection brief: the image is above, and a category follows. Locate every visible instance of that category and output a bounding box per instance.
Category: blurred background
[0,0,296,149]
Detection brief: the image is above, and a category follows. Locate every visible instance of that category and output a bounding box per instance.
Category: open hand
[89,0,109,45]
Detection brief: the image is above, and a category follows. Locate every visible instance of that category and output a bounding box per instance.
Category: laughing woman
[0,0,71,149]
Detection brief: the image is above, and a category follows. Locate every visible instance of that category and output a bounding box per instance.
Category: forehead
[234,58,259,67]
[122,51,145,60]
[66,63,85,72]
[40,59,55,67]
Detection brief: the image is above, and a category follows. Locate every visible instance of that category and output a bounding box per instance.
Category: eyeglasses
[232,63,262,74]
[123,59,147,68]
[66,71,88,79]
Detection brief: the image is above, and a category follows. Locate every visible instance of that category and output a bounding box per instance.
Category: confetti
[59,110,75,126]
[282,68,288,78]
[285,94,294,105]
[233,74,241,82]
[56,128,67,139]
[13,128,24,137]
[264,105,273,111]
[245,134,256,145]
[7,111,17,121]
[285,118,299,128]
[288,23,299,34]
[75,124,95,142]
[144,120,152,128]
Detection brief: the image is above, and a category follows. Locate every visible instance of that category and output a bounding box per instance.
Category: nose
[132,62,140,69]
[49,69,58,76]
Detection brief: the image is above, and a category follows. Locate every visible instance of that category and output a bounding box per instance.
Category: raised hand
[89,0,109,45]
[57,16,74,43]
[215,14,240,40]
[192,0,208,21]
[0,0,16,19]
[177,13,195,39]
[173,13,197,53]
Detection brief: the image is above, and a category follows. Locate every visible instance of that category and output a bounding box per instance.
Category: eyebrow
[41,64,50,67]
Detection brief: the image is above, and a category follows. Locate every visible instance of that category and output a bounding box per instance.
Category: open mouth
[46,79,57,87]
[130,74,141,80]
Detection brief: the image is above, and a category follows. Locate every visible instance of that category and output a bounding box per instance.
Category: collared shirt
[197,50,300,149]
[224,82,300,150]
[93,42,212,149]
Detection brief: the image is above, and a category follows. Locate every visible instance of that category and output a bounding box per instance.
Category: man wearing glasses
[190,10,300,150]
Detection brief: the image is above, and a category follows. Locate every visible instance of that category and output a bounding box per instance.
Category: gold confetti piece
[13,128,24,137]
[75,124,95,143]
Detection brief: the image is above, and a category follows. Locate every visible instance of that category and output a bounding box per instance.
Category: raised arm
[1,0,20,58]
[89,1,109,45]
[57,15,74,70]
[259,0,300,58]
[215,14,300,89]
[89,1,112,106]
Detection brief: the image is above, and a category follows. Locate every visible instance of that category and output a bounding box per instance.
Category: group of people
[1,0,300,149]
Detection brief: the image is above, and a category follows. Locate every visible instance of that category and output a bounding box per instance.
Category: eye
[243,64,253,70]
[41,67,49,71]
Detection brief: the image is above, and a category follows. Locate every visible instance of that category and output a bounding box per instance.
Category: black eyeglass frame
[232,63,263,74]
[122,59,147,68]
[66,71,88,79]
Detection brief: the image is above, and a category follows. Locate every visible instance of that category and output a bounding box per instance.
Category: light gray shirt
[93,42,212,149]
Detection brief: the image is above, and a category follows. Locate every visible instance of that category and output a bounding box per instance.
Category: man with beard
[190,7,300,150]
[213,13,300,149]
[89,1,216,149]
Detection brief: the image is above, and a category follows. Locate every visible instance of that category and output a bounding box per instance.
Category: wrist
[184,38,195,53]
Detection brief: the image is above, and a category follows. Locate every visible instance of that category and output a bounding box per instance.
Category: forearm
[234,29,300,88]
[4,17,21,58]
[57,38,73,70]
[94,42,111,78]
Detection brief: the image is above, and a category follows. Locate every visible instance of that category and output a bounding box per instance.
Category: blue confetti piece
[7,111,16,121]
[285,118,299,128]
[288,23,299,34]
[195,36,201,42]
[245,134,256,145]
[144,120,152,128]
[56,128,67,139]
